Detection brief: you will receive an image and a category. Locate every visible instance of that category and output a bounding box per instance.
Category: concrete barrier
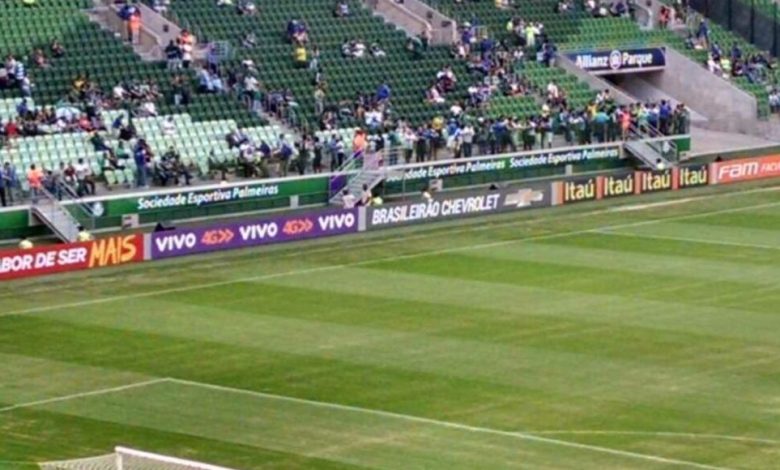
[365,0,456,45]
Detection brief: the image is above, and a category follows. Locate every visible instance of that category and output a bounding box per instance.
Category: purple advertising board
[150,208,359,259]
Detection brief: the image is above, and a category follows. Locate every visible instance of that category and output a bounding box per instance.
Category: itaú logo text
[282,218,314,235]
[201,229,235,245]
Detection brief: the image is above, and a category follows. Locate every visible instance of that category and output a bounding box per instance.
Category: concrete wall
[644,47,758,133]
[365,0,456,45]
[556,54,638,106]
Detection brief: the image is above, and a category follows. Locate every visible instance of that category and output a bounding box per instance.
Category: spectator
[287,19,308,45]
[370,41,386,57]
[74,158,95,196]
[50,39,65,58]
[32,49,48,68]
[294,44,308,68]
[359,183,372,206]
[696,19,710,48]
[165,40,181,70]
[152,0,169,14]
[242,31,257,49]
[342,39,366,58]
[237,0,257,16]
[377,81,391,104]
[770,89,780,113]
[334,1,351,17]
[426,83,445,104]
[27,163,43,201]
[161,116,177,136]
[420,27,432,50]
[341,188,356,208]
[134,139,150,188]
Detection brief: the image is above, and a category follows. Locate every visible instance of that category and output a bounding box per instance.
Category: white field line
[595,230,780,251]
[527,430,780,446]
[0,378,168,414]
[3,199,780,320]
[167,378,732,470]
[1,183,778,302]
[609,197,701,212]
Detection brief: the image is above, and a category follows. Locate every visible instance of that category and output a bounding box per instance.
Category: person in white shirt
[113,84,126,101]
[73,158,96,196]
[427,85,445,104]
[161,116,177,136]
[359,184,372,206]
[546,81,560,101]
[181,42,193,68]
[353,40,366,58]
[141,100,158,116]
[341,189,356,208]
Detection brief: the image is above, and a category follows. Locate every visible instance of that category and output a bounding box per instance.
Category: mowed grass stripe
[1,186,778,315]
[0,352,154,409]
[1,409,367,470]
[674,208,780,230]
[30,380,732,470]
[20,291,780,431]
[1,185,779,469]
[604,221,780,247]
[6,300,780,442]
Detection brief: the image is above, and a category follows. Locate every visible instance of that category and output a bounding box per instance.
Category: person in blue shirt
[2,162,18,205]
[730,42,743,61]
[16,99,29,117]
[659,100,672,135]
[697,19,710,47]
[377,82,391,103]
[133,140,149,188]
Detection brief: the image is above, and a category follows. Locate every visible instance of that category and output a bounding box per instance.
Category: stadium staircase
[30,188,82,242]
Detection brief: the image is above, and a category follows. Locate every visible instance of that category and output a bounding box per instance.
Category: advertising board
[150,208,359,259]
[384,146,621,184]
[711,155,780,184]
[0,234,143,281]
[567,47,666,74]
[103,176,330,216]
[366,184,551,229]
[677,164,709,188]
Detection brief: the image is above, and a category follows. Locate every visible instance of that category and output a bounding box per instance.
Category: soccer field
[1,181,780,470]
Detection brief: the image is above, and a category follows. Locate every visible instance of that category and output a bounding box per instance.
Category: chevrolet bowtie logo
[504,189,544,208]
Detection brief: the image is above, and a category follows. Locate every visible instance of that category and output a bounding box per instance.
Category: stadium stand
[160,0,468,127]
[422,0,776,116]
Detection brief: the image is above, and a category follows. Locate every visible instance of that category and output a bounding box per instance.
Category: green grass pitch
[1,180,780,469]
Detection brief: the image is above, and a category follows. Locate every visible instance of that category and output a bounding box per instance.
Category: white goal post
[40,446,239,470]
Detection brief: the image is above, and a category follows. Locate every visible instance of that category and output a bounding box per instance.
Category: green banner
[102,177,329,216]
[385,145,622,184]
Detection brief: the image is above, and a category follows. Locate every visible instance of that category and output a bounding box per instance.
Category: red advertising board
[0,234,143,281]
[711,155,780,184]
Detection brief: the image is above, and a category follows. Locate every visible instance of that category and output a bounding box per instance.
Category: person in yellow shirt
[76,226,94,242]
[294,45,308,68]
[18,237,33,249]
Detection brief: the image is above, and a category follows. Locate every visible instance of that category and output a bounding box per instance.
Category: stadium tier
[425,0,776,116]
[0,0,265,124]
[163,0,471,126]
